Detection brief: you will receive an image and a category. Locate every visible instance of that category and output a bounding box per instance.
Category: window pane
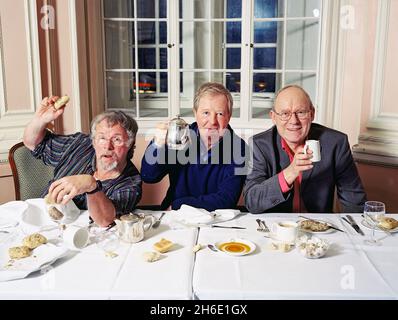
[159,0,167,18]
[181,22,209,69]
[227,0,242,18]
[254,21,279,43]
[287,0,320,17]
[106,72,137,114]
[160,72,168,92]
[284,72,316,102]
[251,72,281,119]
[253,47,278,69]
[105,21,134,69]
[285,20,319,70]
[137,22,156,44]
[138,72,156,92]
[104,0,134,18]
[227,48,241,69]
[226,72,240,93]
[253,72,278,93]
[137,0,155,18]
[160,48,168,69]
[159,22,167,44]
[138,48,156,69]
[226,22,241,44]
[254,0,283,18]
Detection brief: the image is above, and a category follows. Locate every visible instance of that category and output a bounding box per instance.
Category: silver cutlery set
[341,214,364,235]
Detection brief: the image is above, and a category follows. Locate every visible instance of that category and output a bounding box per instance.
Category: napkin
[173,205,215,225]
[214,209,241,221]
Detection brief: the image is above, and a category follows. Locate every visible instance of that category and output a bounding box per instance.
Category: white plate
[0,243,68,282]
[360,219,398,233]
[298,219,336,234]
[215,238,256,256]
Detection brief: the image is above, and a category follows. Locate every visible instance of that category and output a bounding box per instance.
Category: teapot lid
[169,115,188,127]
[120,214,139,222]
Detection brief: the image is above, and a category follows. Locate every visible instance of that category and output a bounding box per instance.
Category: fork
[256,219,265,232]
[260,220,270,232]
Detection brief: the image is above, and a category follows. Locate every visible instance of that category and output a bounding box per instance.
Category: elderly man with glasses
[244,85,366,214]
[23,96,142,226]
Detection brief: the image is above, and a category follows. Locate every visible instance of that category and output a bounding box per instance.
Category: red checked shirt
[277,138,307,213]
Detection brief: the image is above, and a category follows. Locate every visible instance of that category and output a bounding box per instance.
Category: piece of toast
[53,95,70,109]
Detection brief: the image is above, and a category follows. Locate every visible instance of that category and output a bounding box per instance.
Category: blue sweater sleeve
[141,142,169,183]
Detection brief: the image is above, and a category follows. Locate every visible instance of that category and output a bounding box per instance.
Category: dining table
[0,199,397,300]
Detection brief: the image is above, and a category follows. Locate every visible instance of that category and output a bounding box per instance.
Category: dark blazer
[243,123,367,213]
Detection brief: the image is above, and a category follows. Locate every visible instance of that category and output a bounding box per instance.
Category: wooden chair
[8,142,54,200]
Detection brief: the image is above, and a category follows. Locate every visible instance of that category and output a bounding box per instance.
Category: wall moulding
[353,0,398,165]
[0,0,42,162]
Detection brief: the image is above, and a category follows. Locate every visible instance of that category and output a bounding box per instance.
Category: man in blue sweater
[141,82,248,211]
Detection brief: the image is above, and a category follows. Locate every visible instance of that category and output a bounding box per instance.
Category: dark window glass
[254,0,278,18]
[138,48,156,69]
[253,48,276,69]
[226,22,241,43]
[137,0,155,18]
[254,21,277,43]
[160,48,167,69]
[253,73,276,93]
[226,72,241,93]
[227,48,241,69]
[159,22,167,44]
[227,0,241,18]
[160,72,168,92]
[159,0,167,18]
[138,22,155,44]
[138,72,156,91]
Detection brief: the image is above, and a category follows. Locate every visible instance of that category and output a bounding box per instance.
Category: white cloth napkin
[162,205,244,228]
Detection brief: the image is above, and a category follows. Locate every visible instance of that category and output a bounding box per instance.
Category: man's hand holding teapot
[154,122,169,147]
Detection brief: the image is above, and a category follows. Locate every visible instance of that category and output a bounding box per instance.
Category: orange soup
[219,242,250,253]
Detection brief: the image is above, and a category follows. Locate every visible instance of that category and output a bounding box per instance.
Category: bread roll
[23,233,47,249]
[53,95,70,109]
[48,206,64,220]
[9,246,31,259]
[142,251,161,262]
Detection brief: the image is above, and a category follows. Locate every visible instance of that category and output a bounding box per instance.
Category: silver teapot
[115,213,156,243]
[166,115,190,150]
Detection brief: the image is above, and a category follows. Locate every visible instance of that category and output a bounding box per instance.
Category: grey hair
[193,82,233,115]
[274,85,315,110]
[90,111,138,158]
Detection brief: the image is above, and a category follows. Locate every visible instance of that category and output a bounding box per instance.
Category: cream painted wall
[0,0,31,111]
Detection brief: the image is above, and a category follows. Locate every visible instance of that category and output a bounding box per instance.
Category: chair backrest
[8,142,54,200]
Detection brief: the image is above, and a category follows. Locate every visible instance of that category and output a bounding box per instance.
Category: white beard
[99,159,118,171]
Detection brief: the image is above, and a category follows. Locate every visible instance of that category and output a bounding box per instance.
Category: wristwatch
[87,179,103,195]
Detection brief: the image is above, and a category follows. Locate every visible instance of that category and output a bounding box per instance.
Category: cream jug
[115,213,156,243]
[166,115,190,150]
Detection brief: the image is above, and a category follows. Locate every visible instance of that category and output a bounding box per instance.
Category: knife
[299,215,345,233]
[346,215,365,236]
[211,225,246,230]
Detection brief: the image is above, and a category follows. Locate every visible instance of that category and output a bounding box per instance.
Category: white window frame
[102,0,338,133]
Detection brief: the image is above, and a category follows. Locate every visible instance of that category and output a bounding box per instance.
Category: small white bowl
[296,235,330,259]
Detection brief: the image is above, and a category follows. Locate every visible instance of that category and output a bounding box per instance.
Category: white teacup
[63,225,89,250]
[304,140,321,162]
[271,221,298,243]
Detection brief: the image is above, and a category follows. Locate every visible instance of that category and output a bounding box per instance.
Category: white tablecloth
[1,201,397,299]
[193,214,398,299]
[0,200,196,300]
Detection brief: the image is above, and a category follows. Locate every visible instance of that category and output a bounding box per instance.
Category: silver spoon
[153,212,166,229]
[207,244,218,252]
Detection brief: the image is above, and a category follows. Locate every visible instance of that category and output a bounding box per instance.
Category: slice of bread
[378,217,398,230]
[153,238,173,253]
[54,95,70,109]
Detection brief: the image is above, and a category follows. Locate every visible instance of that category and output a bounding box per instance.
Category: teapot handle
[143,215,156,231]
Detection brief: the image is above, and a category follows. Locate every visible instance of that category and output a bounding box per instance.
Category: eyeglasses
[272,109,311,121]
[95,135,127,147]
